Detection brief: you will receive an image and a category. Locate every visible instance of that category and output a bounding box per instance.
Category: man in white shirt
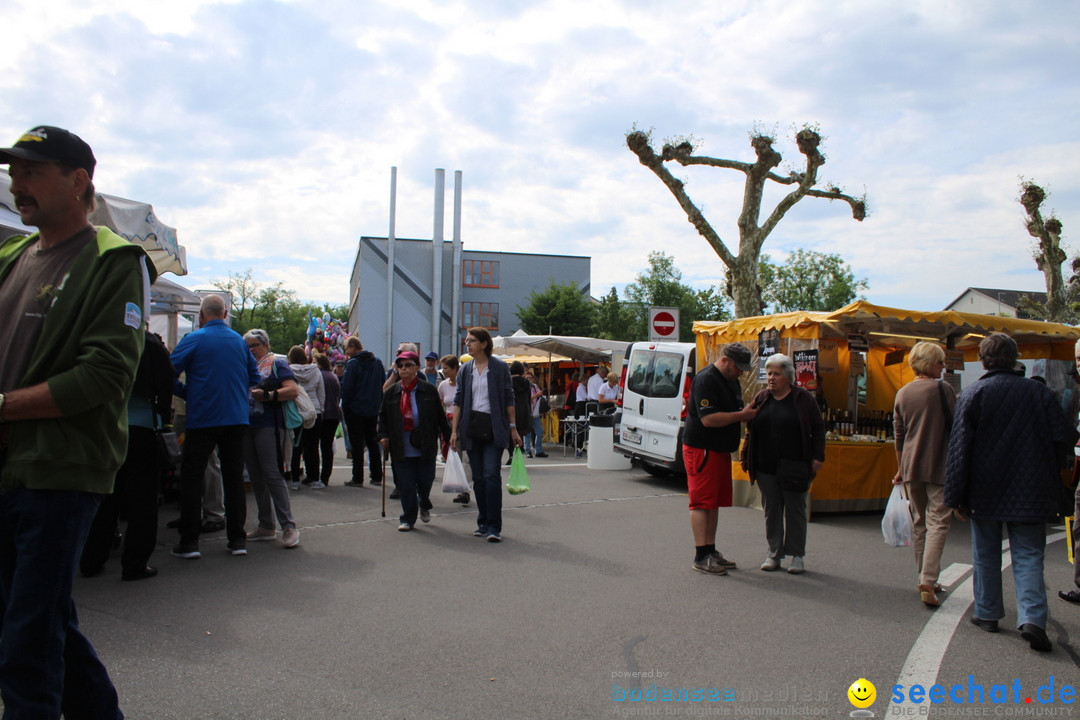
[586,366,609,403]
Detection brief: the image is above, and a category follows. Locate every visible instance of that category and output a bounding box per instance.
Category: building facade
[350,236,590,363]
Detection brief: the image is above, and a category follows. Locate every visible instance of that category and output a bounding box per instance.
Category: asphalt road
[37,452,1080,718]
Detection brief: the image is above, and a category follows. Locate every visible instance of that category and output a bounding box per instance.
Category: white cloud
[1,0,1077,314]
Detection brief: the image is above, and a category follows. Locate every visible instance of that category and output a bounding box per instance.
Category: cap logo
[700,399,710,407]
[19,131,46,143]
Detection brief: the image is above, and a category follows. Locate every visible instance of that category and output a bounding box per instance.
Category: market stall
[695,300,1080,512]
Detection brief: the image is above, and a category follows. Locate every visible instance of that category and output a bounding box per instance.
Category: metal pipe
[385,167,397,364]
[451,170,463,353]
[431,169,445,357]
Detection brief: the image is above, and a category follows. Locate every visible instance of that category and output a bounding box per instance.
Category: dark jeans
[0,485,123,719]
[343,412,382,484]
[180,425,247,545]
[290,415,322,482]
[319,418,340,482]
[81,425,159,575]
[467,440,503,533]
[392,455,436,525]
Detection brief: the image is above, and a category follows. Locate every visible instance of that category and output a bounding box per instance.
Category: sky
[2,0,1078,316]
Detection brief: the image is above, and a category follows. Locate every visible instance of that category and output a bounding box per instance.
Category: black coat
[378,380,450,464]
[944,369,1077,522]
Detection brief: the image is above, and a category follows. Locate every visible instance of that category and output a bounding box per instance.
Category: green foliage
[622,252,732,340]
[759,249,867,313]
[594,286,637,340]
[516,281,596,336]
[213,269,349,350]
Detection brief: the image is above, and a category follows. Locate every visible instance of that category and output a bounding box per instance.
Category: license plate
[621,430,641,445]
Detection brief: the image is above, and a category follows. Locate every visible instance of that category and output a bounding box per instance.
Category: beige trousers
[906,480,952,587]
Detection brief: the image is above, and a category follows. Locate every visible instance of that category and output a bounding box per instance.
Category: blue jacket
[341,350,385,417]
[170,319,261,429]
[945,369,1077,522]
[453,355,515,451]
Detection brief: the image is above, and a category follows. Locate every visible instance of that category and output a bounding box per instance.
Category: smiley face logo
[847,678,876,709]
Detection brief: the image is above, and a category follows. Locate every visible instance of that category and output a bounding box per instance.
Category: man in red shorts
[682,342,757,575]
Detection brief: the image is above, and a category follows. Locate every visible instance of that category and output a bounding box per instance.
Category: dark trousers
[343,412,382,484]
[81,426,159,575]
[179,425,247,545]
[0,484,123,719]
[392,455,436,525]
[289,415,322,482]
[467,440,503,534]
[319,418,340,482]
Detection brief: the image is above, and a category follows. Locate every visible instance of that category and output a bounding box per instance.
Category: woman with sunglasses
[450,328,521,542]
[378,351,451,531]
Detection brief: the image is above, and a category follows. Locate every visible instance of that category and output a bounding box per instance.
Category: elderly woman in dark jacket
[743,353,826,575]
[379,351,451,531]
[450,327,522,543]
[944,333,1077,650]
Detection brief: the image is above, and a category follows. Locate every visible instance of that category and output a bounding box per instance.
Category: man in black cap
[682,342,758,575]
[0,125,148,717]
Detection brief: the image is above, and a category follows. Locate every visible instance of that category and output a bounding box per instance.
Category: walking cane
[380,448,387,518]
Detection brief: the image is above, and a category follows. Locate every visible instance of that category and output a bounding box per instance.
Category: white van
[612,341,697,476]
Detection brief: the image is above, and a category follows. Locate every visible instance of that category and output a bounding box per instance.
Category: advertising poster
[793,349,819,391]
[818,340,840,374]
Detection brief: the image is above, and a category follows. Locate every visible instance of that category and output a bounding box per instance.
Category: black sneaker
[200,518,225,533]
[389,489,400,500]
[453,493,470,504]
[535,453,548,458]
[122,566,158,582]
[370,478,382,486]
[1058,589,1080,605]
[227,541,247,556]
[171,542,201,559]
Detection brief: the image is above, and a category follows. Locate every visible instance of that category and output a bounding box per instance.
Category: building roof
[944,287,1048,313]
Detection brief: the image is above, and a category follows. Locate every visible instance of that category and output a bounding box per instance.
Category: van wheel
[641,462,674,478]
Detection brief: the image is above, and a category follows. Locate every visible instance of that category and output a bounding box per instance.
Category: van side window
[627,351,686,399]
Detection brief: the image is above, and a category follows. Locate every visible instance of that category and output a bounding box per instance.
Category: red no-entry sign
[649,307,679,341]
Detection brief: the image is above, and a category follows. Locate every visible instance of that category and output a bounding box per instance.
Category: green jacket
[0,227,156,493]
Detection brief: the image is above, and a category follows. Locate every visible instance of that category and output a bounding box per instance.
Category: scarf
[400,379,417,431]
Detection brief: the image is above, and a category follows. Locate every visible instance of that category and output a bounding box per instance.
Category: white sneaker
[788,556,805,574]
[310,481,326,489]
[290,480,301,490]
[420,509,431,523]
[760,557,780,571]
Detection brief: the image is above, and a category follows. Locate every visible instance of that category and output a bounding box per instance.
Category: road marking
[888,531,1067,717]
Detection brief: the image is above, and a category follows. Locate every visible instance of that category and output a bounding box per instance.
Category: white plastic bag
[882,484,913,547]
[441,452,471,494]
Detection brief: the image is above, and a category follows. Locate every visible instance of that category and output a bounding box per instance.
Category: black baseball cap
[0,126,96,179]
[721,343,753,372]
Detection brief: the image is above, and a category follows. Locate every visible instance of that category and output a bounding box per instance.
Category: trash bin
[586,414,631,471]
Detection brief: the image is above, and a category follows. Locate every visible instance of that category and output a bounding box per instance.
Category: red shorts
[683,446,732,510]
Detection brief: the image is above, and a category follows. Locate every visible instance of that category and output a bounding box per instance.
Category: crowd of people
[693,335,1080,656]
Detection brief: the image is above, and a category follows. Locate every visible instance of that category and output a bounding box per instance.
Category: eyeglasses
[396,362,417,369]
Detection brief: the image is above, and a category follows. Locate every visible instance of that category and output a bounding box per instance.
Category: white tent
[1,169,187,277]
[492,330,629,364]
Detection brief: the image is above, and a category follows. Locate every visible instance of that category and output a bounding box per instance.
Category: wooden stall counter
[732,440,897,514]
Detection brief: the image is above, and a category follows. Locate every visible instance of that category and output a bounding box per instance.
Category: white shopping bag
[441,452,471,494]
[882,484,913,547]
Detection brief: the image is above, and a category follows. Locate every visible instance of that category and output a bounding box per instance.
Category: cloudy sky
[2,0,1077,315]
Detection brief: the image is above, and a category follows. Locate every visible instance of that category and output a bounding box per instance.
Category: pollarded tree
[626,126,866,318]
[1016,180,1076,323]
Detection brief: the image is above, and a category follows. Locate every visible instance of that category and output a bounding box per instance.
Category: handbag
[466,411,493,442]
[441,452,471,494]
[156,429,182,470]
[507,447,530,495]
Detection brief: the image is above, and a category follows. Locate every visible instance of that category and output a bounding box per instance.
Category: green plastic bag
[507,447,530,495]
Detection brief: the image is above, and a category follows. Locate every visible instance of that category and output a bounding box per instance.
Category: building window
[463,260,499,288]
[462,302,499,329]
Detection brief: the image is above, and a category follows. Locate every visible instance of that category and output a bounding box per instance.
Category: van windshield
[627,351,685,399]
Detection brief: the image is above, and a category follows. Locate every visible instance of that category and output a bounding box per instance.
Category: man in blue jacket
[170,294,261,559]
[341,336,386,487]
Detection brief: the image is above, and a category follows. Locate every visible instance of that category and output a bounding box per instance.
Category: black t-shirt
[752,392,801,474]
[683,363,743,452]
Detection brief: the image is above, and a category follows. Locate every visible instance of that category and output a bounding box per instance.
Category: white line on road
[888,531,1067,718]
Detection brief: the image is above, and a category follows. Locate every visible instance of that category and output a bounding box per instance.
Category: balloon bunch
[305,312,349,364]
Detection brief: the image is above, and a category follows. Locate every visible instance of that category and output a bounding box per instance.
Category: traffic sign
[648,307,679,342]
